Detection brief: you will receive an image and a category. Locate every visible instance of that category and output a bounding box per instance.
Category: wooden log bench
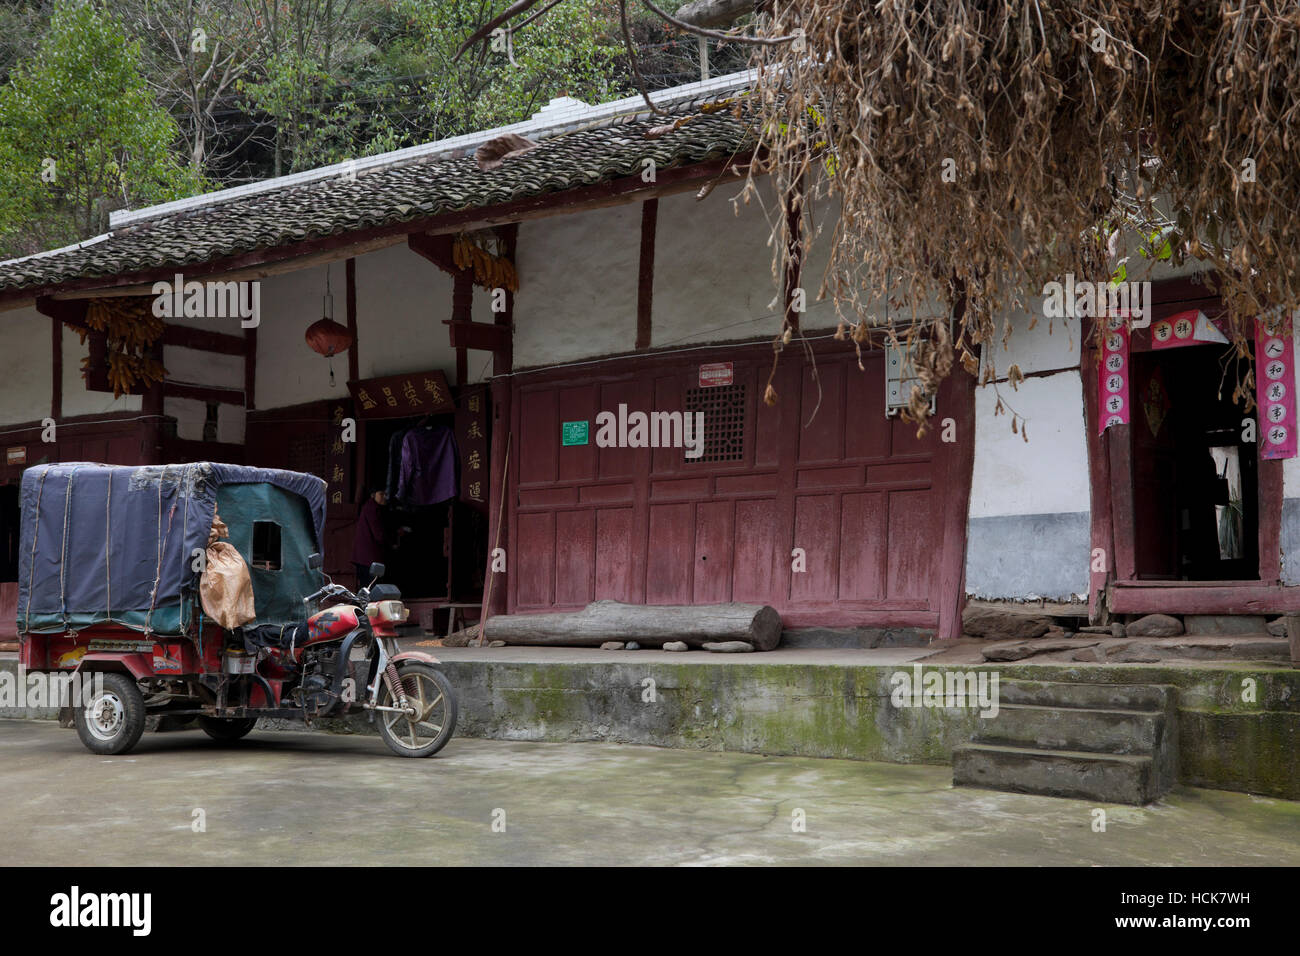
[482,600,782,651]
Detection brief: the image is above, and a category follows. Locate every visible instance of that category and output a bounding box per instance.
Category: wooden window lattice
[685,383,746,463]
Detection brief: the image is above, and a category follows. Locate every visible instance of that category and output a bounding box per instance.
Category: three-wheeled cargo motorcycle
[16,462,457,757]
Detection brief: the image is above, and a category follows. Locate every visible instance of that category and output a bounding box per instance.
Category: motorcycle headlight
[366,600,409,624]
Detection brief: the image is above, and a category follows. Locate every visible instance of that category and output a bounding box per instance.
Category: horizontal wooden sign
[349,369,454,418]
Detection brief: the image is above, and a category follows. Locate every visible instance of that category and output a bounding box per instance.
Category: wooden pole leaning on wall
[475,432,510,647]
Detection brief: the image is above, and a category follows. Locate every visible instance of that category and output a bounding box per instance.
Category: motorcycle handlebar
[303,582,359,606]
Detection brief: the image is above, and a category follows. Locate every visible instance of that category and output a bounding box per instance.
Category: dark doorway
[1131,343,1258,580]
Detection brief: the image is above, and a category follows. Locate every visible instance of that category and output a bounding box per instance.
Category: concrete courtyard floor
[2,719,1297,866]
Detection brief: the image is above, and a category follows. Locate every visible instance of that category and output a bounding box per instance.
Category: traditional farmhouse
[1,70,1296,644]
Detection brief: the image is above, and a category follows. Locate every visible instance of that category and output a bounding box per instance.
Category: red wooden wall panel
[508,344,974,633]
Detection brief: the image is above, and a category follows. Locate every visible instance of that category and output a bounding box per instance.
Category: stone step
[974,703,1164,755]
[998,680,1173,713]
[953,743,1159,805]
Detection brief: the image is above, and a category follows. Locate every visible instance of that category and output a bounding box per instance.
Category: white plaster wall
[980,306,1083,379]
[219,405,246,444]
[163,345,244,389]
[164,395,208,441]
[255,244,472,410]
[61,326,142,418]
[968,371,1091,518]
[652,186,841,350]
[0,306,54,425]
[253,262,339,408]
[513,202,641,369]
[354,242,462,382]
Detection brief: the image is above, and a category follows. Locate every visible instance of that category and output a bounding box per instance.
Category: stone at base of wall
[779,627,932,649]
[965,511,1090,601]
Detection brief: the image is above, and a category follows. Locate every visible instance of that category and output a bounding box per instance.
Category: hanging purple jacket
[397,425,459,505]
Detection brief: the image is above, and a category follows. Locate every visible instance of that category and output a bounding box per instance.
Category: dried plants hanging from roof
[743,0,1300,429]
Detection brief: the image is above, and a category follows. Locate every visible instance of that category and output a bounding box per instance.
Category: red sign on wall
[1098,318,1130,434]
[1151,309,1228,350]
[1257,313,1297,460]
[699,362,733,387]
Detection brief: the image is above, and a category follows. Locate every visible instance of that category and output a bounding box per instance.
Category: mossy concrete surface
[4,651,1298,800]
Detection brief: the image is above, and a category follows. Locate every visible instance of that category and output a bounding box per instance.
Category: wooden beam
[782,179,803,335]
[244,325,257,411]
[493,223,517,376]
[345,257,359,385]
[445,319,510,352]
[162,381,246,406]
[636,198,658,350]
[3,156,750,310]
[1081,333,1114,624]
[487,222,516,622]
[453,271,472,386]
[51,314,61,423]
[1109,583,1300,615]
[161,324,246,356]
[407,233,461,275]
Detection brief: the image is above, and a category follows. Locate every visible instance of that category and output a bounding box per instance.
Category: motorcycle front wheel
[377,663,457,758]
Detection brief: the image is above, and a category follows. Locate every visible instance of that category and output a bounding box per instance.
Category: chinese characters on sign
[327,404,351,505]
[1098,316,1130,434]
[1256,313,1297,461]
[456,386,490,513]
[698,362,734,388]
[348,369,455,419]
[1151,309,1228,350]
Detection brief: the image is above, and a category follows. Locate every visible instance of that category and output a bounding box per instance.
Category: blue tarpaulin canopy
[18,462,326,635]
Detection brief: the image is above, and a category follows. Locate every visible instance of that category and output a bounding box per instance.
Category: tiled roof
[0,75,756,297]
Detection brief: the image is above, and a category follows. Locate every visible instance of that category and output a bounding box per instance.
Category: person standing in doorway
[352,489,389,585]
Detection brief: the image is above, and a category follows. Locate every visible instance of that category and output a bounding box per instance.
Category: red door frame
[504,338,976,638]
[1083,274,1291,618]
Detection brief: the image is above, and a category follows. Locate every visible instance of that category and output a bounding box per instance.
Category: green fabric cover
[215,483,319,628]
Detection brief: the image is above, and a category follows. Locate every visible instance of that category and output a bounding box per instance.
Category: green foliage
[379,0,627,142]
[0,0,204,257]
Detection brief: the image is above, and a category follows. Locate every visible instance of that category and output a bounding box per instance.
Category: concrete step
[998,680,1173,712]
[974,703,1164,755]
[953,743,1159,805]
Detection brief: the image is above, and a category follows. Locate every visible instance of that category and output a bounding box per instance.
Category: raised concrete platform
[3,648,1297,800]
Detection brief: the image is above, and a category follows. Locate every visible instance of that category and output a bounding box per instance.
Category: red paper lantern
[305,318,353,357]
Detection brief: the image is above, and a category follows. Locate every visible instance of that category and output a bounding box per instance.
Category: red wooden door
[508,346,973,634]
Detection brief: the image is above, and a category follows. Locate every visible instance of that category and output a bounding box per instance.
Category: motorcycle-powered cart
[16,462,456,758]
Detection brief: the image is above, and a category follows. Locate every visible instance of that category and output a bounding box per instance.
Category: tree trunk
[484,600,782,650]
[674,0,757,29]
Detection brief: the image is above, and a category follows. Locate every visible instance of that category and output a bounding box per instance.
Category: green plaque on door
[562,420,589,446]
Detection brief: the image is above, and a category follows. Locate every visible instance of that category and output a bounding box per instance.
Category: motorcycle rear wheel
[377,663,457,758]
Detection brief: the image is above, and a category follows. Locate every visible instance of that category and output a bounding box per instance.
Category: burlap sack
[199,512,257,629]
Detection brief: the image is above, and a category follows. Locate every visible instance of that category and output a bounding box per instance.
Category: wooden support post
[453,271,472,386]
[345,257,359,385]
[636,199,657,350]
[1287,615,1300,669]
[485,223,517,625]
[783,181,803,335]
